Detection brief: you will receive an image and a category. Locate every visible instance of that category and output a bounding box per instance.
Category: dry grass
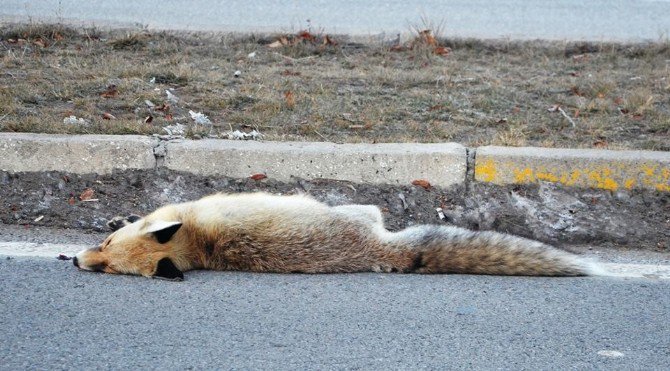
[1,22,669,150]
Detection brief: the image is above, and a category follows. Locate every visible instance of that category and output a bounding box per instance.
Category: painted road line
[602,263,670,279]
[0,242,84,258]
[0,242,668,279]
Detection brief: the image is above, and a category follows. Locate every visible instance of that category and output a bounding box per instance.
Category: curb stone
[164,139,467,187]
[0,133,669,192]
[0,133,156,174]
[475,146,670,192]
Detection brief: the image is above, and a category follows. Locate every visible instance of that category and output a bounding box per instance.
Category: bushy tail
[383,225,603,276]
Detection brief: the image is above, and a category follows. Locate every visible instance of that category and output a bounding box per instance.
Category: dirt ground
[1,169,668,251]
[1,23,669,150]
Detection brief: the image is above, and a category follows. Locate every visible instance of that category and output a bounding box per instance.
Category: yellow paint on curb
[476,158,670,192]
[474,159,497,182]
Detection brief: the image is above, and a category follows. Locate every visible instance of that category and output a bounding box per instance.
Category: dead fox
[73,192,602,280]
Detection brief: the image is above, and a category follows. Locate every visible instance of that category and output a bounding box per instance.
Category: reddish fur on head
[74,218,185,280]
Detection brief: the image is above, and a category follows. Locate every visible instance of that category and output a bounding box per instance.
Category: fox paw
[106,214,142,231]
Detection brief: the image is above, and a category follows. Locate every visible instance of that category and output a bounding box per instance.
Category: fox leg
[106,214,142,231]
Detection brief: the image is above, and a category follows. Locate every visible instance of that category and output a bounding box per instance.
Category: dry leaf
[250,173,267,181]
[418,30,438,46]
[165,113,173,121]
[323,35,338,46]
[79,188,95,201]
[100,84,118,98]
[280,69,301,76]
[284,90,295,109]
[144,115,153,124]
[593,139,608,148]
[572,54,588,62]
[102,112,116,120]
[68,196,76,205]
[155,103,170,112]
[434,46,451,56]
[297,30,316,42]
[412,179,432,190]
[268,36,290,48]
[268,40,283,48]
[570,86,584,96]
[33,38,47,48]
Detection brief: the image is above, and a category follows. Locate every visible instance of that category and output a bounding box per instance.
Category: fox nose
[72,256,79,268]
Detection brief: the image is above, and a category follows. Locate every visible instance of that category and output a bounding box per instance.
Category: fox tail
[384,225,604,276]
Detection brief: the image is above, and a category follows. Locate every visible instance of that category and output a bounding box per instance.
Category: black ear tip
[154,257,184,281]
[153,223,182,244]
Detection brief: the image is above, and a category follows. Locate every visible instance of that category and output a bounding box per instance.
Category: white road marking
[597,350,625,358]
[602,263,670,279]
[0,242,85,258]
[0,242,668,279]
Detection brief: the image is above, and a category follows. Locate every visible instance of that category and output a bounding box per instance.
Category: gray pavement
[1,254,668,370]
[2,0,670,41]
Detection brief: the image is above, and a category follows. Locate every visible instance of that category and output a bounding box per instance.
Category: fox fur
[73,192,603,280]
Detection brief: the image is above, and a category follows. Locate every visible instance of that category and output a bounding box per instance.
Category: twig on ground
[271,52,317,62]
[313,129,330,142]
[558,107,577,127]
[548,105,577,128]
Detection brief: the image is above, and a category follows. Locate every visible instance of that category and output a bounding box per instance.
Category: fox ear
[146,221,183,244]
[152,257,184,281]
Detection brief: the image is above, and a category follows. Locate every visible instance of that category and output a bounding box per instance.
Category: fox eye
[102,240,111,249]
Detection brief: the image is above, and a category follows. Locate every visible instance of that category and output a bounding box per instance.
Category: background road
[2,0,670,41]
[0,225,669,370]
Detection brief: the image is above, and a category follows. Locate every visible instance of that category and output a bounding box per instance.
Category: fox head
[73,215,185,281]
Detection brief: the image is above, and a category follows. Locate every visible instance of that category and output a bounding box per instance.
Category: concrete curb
[0,133,669,192]
[0,133,156,174]
[475,146,670,192]
[164,140,466,187]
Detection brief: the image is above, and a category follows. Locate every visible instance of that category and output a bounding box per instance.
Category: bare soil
[1,169,668,251]
[1,23,669,150]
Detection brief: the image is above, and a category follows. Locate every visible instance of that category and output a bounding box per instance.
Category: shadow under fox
[73,192,602,280]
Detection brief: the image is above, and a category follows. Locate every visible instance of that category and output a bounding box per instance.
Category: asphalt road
[1,252,669,369]
[2,0,670,41]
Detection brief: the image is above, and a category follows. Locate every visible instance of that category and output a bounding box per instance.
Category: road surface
[0,225,669,369]
[2,0,670,41]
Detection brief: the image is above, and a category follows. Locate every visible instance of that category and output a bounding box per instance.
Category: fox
[73,192,603,280]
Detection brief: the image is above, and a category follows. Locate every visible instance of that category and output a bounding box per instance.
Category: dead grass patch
[0,23,669,149]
